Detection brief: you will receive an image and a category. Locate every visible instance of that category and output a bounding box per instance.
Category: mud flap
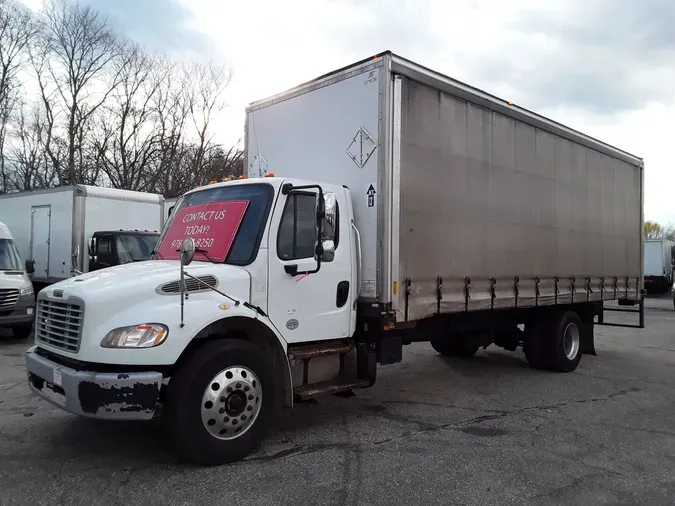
[581,320,597,356]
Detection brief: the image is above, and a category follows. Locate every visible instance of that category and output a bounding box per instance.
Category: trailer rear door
[30,205,51,278]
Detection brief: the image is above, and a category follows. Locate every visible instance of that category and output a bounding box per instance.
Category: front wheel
[165,339,279,465]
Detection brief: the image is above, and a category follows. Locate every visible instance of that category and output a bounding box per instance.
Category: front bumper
[0,295,35,327]
[25,346,163,420]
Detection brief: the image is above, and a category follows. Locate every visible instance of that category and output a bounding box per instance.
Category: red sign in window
[155,200,249,262]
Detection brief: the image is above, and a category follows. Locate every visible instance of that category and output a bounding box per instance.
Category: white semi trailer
[25,52,643,465]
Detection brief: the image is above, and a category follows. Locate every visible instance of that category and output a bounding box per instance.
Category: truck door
[30,205,51,278]
[267,188,353,343]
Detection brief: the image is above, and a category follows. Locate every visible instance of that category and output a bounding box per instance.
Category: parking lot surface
[2,297,675,505]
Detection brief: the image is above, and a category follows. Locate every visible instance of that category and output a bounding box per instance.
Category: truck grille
[35,298,84,353]
[0,289,19,308]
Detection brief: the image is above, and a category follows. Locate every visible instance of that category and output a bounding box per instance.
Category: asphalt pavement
[2,297,675,505]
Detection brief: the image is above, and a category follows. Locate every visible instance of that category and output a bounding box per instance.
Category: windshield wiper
[195,248,218,264]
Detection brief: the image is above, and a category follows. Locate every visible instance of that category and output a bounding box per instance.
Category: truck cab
[0,221,35,338]
[88,230,160,271]
[25,176,355,464]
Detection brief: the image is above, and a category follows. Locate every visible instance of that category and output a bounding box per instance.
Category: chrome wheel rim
[562,323,580,360]
[201,366,263,440]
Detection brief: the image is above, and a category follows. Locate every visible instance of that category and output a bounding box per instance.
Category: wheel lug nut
[248,394,254,400]
[244,386,250,392]
[247,405,253,412]
[227,387,233,393]
[220,396,226,402]
[232,419,238,426]
[223,416,230,423]
[241,415,247,421]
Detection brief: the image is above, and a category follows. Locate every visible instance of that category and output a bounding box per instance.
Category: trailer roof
[0,184,165,203]
[248,50,643,167]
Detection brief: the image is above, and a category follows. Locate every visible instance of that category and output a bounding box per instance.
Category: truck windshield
[116,234,158,263]
[0,239,23,271]
[154,183,273,265]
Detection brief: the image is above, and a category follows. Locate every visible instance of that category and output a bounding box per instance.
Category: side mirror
[25,259,35,275]
[180,237,195,266]
[323,192,337,239]
[321,239,335,262]
[317,192,337,262]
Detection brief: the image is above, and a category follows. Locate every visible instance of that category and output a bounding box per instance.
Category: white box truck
[0,220,35,338]
[24,52,644,465]
[643,239,673,294]
[0,185,164,289]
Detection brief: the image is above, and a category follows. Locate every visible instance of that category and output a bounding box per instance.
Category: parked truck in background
[0,221,35,338]
[0,185,164,290]
[643,239,673,294]
[24,51,644,465]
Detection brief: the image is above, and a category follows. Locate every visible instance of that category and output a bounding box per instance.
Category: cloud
[466,0,675,113]
[176,0,673,220]
[85,0,212,56]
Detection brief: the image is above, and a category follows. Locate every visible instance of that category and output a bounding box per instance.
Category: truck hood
[0,271,32,290]
[38,260,251,304]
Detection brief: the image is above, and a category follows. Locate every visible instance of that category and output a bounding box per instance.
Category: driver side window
[96,235,116,266]
[278,193,317,260]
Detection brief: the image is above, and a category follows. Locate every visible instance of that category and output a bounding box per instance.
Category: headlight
[20,285,33,297]
[100,323,168,348]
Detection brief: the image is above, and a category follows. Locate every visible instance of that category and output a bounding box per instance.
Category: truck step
[293,378,369,401]
[288,340,352,362]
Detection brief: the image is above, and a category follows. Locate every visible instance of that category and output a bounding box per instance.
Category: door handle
[284,264,299,276]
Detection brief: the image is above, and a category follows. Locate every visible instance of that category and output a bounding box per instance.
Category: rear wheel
[527,311,583,373]
[431,333,479,358]
[165,339,279,465]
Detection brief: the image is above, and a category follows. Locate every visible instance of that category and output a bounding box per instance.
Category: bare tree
[186,61,232,176]
[93,44,167,190]
[34,0,122,185]
[7,100,57,191]
[0,0,38,191]
[147,60,193,197]
[199,144,243,183]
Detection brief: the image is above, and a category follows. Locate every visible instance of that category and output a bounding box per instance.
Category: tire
[542,311,583,373]
[165,339,279,465]
[431,334,479,358]
[11,325,32,339]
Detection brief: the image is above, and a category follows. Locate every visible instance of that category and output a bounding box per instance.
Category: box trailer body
[22,52,645,466]
[245,52,644,322]
[643,239,673,293]
[0,185,165,285]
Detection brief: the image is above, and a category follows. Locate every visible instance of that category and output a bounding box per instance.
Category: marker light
[264,172,275,177]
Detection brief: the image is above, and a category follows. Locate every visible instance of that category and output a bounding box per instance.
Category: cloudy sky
[60,0,675,222]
